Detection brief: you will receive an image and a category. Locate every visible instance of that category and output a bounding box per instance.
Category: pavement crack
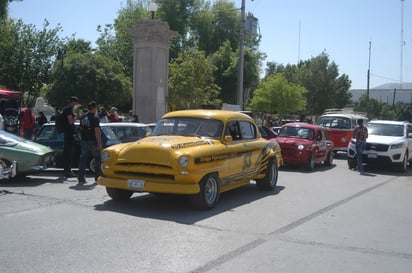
[270,177,394,235]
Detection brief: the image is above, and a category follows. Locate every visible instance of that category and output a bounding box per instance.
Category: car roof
[104,122,149,127]
[162,110,254,122]
[368,120,410,126]
[281,122,323,130]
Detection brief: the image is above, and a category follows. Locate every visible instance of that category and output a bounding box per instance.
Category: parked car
[317,109,368,154]
[0,129,56,178]
[0,157,16,179]
[105,122,151,143]
[347,120,412,172]
[274,123,334,171]
[258,125,277,139]
[34,122,120,173]
[98,110,283,210]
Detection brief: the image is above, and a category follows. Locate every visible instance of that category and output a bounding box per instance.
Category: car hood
[367,135,405,145]
[16,140,54,154]
[107,136,219,164]
[276,136,314,145]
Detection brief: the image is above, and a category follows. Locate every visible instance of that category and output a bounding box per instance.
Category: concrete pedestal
[128,20,176,123]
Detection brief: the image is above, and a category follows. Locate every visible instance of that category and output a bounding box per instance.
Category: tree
[0,18,62,104]
[168,49,221,110]
[249,74,306,115]
[268,53,352,115]
[354,94,412,121]
[45,40,132,110]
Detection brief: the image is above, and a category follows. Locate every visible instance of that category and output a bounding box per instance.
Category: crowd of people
[6,96,141,184]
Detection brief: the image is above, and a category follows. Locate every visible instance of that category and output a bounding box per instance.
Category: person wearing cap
[77,101,102,184]
[62,96,79,178]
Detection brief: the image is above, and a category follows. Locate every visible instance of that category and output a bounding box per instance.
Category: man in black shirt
[77,101,102,184]
[62,96,79,178]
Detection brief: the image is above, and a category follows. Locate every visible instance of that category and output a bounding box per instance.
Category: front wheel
[324,151,333,166]
[190,173,220,210]
[348,156,356,169]
[398,151,408,172]
[305,153,315,171]
[106,187,133,201]
[256,158,278,191]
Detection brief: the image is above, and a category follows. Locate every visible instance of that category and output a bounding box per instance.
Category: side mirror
[407,132,412,138]
[224,135,233,143]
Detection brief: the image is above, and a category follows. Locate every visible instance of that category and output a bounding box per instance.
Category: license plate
[128,179,145,190]
[367,153,377,158]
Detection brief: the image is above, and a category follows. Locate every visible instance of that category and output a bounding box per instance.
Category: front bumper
[97,176,200,194]
[347,145,406,165]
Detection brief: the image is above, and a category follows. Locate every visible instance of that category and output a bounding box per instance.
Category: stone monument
[128,20,176,123]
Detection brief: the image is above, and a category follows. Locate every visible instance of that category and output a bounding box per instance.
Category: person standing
[353,119,368,174]
[77,101,102,184]
[62,96,79,178]
[19,104,36,139]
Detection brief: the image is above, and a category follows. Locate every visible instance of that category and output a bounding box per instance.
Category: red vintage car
[272,123,334,171]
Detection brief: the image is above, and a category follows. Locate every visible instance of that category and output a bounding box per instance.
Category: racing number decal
[242,152,252,170]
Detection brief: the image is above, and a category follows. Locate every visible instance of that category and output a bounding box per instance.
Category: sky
[8,0,412,90]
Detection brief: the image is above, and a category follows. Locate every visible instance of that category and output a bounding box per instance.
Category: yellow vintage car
[97,110,283,210]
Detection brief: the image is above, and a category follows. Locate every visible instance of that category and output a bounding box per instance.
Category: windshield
[317,116,352,129]
[152,117,224,139]
[367,123,404,137]
[101,127,121,146]
[0,130,23,146]
[279,126,314,139]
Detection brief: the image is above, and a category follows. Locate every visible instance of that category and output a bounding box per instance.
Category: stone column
[128,20,176,123]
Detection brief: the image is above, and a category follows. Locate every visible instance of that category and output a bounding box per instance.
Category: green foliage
[249,74,306,115]
[354,94,412,121]
[0,18,63,104]
[44,42,132,110]
[168,49,221,110]
[271,52,352,115]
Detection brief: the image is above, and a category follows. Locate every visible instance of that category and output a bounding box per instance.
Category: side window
[226,121,241,140]
[239,121,255,140]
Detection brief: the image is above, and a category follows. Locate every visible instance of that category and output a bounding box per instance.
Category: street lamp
[57,49,65,80]
[148,3,158,20]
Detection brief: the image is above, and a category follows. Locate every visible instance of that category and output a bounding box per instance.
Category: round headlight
[298,144,304,150]
[101,151,110,162]
[179,156,189,168]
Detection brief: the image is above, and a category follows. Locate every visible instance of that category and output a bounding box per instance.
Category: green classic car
[0,129,56,179]
[98,110,284,210]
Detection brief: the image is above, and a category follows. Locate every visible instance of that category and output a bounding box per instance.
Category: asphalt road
[1,154,411,273]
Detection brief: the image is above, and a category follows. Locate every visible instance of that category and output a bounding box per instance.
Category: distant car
[105,122,151,143]
[146,123,156,132]
[98,110,283,210]
[317,109,368,153]
[270,126,282,136]
[35,122,120,173]
[0,129,56,178]
[274,123,334,171]
[347,120,412,172]
[258,125,277,139]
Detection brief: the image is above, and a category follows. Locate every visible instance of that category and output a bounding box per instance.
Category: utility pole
[237,0,245,110]
[367,41,371,100]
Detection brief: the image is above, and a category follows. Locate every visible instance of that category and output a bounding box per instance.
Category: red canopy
[0,88,22,100]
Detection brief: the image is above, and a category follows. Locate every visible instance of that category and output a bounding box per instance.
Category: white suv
[347,120,412,172]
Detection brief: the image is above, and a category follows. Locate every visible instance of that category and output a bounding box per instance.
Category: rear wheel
[191,174,220,210]
[256,158,278,190]
[106,187,133,201]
